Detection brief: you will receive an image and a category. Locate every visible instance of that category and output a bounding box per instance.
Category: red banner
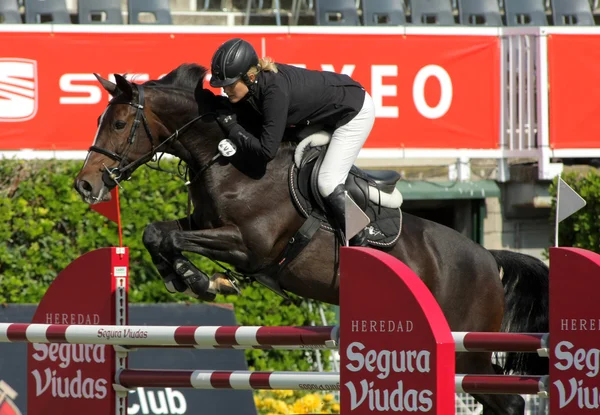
[548,34,600,149]
[0,29,500,151]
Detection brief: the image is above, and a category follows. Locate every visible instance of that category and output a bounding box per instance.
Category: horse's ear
[113,74,133,98]
[94,73,119,97]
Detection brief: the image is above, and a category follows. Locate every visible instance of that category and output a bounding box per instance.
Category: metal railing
[499,27,563,181]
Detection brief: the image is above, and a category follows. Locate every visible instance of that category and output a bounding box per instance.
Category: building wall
[483,197,553,263]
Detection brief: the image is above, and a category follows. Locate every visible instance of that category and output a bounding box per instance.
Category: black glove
[215,112,239,136]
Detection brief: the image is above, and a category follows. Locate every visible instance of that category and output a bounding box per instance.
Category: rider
[209,38,375,247]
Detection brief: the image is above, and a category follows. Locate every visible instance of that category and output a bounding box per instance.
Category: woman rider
[209,38,376,247]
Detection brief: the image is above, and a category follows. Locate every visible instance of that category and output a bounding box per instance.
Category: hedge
[548,169,600,252]
[0,158,336,372]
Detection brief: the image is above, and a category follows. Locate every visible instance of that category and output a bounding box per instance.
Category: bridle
[87,82,219,190]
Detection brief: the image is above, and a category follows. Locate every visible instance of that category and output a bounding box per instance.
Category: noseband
[87,82,217,188]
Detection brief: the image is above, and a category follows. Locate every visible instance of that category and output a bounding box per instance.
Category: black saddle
[289,145,403,247]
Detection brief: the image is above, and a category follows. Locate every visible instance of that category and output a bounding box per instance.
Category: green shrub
[548,169,600,252]
[0,158,335,371]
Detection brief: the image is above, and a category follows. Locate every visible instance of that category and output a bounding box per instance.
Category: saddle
[290,132,404,247]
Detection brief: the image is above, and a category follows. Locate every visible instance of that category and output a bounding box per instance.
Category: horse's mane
[144,63,208,92]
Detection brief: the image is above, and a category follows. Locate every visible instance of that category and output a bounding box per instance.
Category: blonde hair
[248,57,278,76]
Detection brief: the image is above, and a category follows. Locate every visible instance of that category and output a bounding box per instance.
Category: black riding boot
[324,184,369,247]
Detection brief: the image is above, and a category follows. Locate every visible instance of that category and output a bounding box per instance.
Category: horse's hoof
[186,288,216,302]
[209,273,242,296]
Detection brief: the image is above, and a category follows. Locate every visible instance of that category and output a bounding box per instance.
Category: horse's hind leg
[142,217,194,295]
[457,353,525,415]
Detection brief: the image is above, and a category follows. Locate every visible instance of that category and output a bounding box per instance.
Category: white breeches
[317,91,376,197]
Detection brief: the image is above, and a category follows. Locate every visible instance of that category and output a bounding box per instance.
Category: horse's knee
[142,223,164,252]
[159,230,180,254]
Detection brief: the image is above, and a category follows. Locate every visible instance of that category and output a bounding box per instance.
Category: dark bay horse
[73,64,548,414]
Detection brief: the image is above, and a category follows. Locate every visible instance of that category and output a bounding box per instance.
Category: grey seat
[362,0,406,25]
[458,0,502,26]
[503,0,548,26]
[410,0,455,25]
[314,0,360,26]
[0,0,21,23]
[128,0,172,24]
[551,0,594,26]
[24,0,70,23]
[78,0,122,24]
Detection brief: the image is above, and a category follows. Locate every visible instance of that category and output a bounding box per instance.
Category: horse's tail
[489,249,549,376]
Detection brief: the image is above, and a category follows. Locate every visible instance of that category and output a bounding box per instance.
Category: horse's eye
[114,120,127,130]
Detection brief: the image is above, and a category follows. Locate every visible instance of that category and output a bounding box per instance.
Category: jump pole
[0,324,548,352]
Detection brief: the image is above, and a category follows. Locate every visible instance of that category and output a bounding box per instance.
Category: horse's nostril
[77,179,93,194]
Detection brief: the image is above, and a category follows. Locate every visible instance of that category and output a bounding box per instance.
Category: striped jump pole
[0,323,339,349]
[0,322,548,353]
[115,369,549,396]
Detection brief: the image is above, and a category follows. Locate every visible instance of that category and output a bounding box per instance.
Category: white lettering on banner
[345,379,433,412]
[555,341,600,378]
[45,312,100,325]
[30,343,109,399]
[57,66,457,124]
[59,73,159,104]
[413,65,453,119]
[59,74,102,105]
[31,368,108,399]
[554,340,600,409]
[321,64,355,76]
[371,65,398,118]
[345,341,431,380]
[31,343,106,369]
[561,319,600,331]
[351,320,414,333]
[344,341,433,411]
[128,387,187,415]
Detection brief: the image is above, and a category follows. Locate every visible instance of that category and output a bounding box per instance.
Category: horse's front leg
[160,225,252,300]
[142,217,193,295]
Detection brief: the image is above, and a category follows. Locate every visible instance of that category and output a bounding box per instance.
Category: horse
[73,63,549,414]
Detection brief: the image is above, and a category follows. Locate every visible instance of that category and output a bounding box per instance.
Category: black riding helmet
[210,38,259,88]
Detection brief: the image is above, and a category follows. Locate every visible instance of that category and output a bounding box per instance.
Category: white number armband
[218,139,237,157]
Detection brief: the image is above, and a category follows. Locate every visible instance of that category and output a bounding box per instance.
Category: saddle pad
[363,205,403,247]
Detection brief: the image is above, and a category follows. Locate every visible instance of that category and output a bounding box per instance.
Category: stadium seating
[362,0,406,26]
[457,0,502,26]
[409,0,455,25]
[25,0,71,24]
[503,0,548,25]
[551,0,595,25]
[128,0,173,24]
[314,0,360,26]
[78,0,123,24]
[9,0,600,26]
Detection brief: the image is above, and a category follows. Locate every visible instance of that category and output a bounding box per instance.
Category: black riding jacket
[227,63,366,163]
